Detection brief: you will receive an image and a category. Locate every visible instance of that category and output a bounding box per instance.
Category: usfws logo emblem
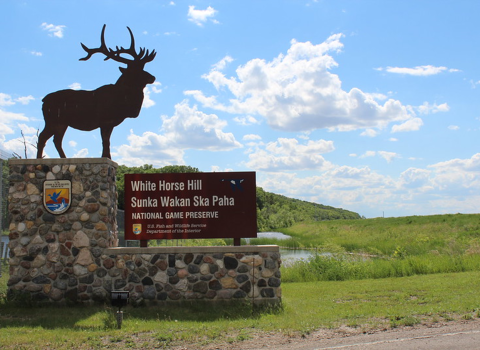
[133,224,142,235]
[43,180,71,215]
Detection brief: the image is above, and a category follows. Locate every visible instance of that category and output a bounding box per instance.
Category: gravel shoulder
[167,319,480,350]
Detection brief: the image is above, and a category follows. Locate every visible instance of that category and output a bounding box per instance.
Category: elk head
[80,24,156,89]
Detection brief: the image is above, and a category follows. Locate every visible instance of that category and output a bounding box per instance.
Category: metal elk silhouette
[36,24,156,159]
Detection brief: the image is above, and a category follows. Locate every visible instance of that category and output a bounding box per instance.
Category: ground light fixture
[110,290,129,329]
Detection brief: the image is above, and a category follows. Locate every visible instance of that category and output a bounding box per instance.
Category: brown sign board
[124,172,257,241]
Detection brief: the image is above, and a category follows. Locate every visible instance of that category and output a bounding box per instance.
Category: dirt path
[170,319,480,350]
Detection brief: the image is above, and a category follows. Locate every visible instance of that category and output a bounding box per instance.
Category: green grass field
[1,266,480,349]
[1,213,480,348]
[256,213,480,255]
[255,213,480,282]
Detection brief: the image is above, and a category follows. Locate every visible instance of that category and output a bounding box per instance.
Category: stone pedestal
[7,158,118,302]
[6,158,281,304]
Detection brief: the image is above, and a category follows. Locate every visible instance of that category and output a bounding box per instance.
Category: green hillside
[116,164,361,231]
[256,187,361,231]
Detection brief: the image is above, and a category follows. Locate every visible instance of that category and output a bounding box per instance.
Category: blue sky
[1,0,479,218]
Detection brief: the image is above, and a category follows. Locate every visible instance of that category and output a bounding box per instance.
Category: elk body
[36,25,156,159]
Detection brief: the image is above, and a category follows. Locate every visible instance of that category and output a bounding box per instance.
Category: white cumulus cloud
[391,117,424,133]
[73,148,89,158]
[0,109,29,136]
[378,151,400,163]
[17,123,38,135]
[0,93,34,142]
[400,168,432,189]
[376,65,459,76]
[15,95,35,105]
[114,101,241,166]
[417,102,450,115]
[359,150,400,163]
[69,83,81,90]
[41,22,66,38]
[142,82,162,108]
[187,6,219,26]
[0,93,15,106]
[161,100,241,150]
[246,138,334,171]
[243,134,262,141]
[186,34,413,132]
[233,115,260,126]
[360,129,378,137]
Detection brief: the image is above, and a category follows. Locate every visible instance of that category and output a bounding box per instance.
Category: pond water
[280,248,315,261]
[248,232,315,263]
[256,231,292,240]
[256,232,316,263]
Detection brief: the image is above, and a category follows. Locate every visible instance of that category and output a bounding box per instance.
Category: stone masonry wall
[100,246,281,304]
[7,159,281,304]
[7,158,118,302]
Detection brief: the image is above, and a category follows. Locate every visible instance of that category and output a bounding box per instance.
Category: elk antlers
[80,24,156,67]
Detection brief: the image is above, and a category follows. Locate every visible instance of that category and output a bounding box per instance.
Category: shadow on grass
[0,296,283,330]
[0,264,282,331]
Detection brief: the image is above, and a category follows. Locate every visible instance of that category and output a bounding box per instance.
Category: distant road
[213,320,480,350]
[264,320,480,350]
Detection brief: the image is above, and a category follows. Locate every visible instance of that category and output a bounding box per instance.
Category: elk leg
[37,127,54,159]
[53,126,68,158]
[100,126,114,159]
